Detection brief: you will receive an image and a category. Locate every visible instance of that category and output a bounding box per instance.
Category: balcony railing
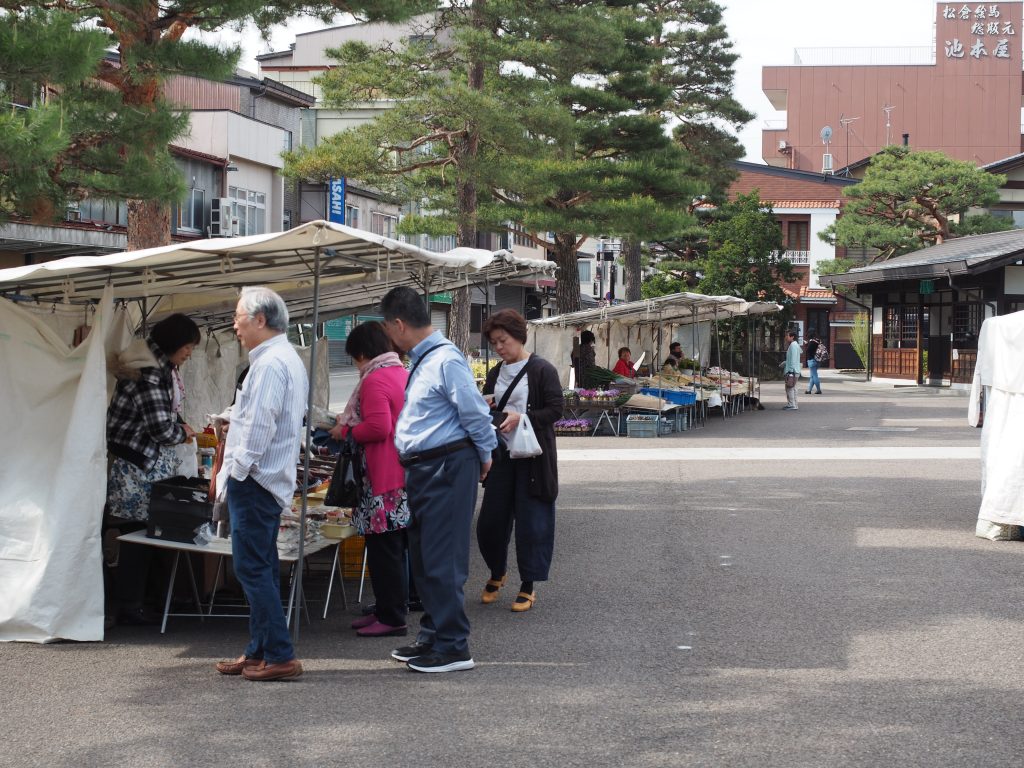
[776,250,809,265]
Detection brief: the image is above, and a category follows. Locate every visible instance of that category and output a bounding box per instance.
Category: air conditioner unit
[822,153,834,174]
[209,197,233,237]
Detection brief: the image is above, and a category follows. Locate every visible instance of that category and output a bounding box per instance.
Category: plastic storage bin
[639,387,697,406]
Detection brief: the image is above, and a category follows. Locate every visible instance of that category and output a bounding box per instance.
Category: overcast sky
[222,0,942,164]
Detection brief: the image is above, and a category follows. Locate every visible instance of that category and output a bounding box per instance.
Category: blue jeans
[228,476,294,664]
[807,360,821,393]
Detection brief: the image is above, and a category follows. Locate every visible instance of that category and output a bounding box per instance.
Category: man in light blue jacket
[783,329,801,410]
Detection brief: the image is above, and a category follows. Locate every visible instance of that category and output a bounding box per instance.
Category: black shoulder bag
[324,432,362,508]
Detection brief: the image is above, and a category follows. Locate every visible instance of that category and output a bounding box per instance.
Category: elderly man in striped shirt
[215,287,308,682]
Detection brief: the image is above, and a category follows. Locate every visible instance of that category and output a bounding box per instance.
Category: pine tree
[821,146,1007,261]
[282,5,516,351]
[1,2,433,250]
[621,0,753,301]
[491,1,699,313]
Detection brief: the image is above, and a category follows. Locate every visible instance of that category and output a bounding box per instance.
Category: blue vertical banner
[328,177,346,224]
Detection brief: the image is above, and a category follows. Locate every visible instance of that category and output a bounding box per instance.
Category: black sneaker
[407,650,475,673]
[391,642,432,662]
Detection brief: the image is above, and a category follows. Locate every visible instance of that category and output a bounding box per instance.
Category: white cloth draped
[970,311,1024,527]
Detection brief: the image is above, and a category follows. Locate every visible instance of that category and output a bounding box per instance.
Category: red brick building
[762,1,1024,172]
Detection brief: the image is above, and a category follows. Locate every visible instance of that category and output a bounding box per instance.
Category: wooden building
[825,228,1024,386]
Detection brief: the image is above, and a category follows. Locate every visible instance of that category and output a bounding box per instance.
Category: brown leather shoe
[215,655,263,675]
[242,658,304,681]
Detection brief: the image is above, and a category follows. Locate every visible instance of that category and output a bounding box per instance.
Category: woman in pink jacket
[330,322,410,636]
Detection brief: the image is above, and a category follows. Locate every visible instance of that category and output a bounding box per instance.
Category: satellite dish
[820,126,833,144]
[632,351,646,371]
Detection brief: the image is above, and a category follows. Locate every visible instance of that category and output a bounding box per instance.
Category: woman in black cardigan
[478,309,564,612]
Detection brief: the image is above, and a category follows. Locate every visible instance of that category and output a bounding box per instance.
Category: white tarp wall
[0,289,116,642]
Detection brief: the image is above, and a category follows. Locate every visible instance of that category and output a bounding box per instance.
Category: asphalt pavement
[3,370,1023,767]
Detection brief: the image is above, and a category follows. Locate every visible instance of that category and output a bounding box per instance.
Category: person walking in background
[612,347,636,379]
[106,313,199,626]
[215,287,307,682]
[477,310,563,613]
[329,321,411,638]
[804,334,820,395]
[783,329,801,411]
[381,286,496,673]
[805,334,824,395]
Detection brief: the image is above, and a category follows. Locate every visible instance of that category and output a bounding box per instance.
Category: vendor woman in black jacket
[478,309,564,612]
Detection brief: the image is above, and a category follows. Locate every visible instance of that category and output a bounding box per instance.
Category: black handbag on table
[324,433,362,507]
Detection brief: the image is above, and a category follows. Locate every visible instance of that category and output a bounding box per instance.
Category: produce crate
[341,534,367,578]
[639,387,696,406]
[625,414,673,438]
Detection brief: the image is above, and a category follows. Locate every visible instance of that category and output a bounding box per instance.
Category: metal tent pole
[292,246,322,643]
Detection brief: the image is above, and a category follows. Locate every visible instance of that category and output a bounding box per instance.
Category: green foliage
[821,146,1006,260]
[950,212,1016,237]
[698,192,793,305]
[1,1,426,227]
[815,258,862,276]
[851,312,870,369]
[283,0,748,313]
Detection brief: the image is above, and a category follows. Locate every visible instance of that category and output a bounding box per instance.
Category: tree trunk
[446,1,487,354]
[448,285,472,353]
[127,199,171,250]
[554,233,581,314]
[623,237,642,302]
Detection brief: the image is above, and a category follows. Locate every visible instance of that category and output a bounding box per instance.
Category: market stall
[529,292,780,436]
[0,220,556,643]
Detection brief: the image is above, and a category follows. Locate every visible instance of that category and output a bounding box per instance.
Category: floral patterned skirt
[107,445,180,522]
[352,446,410,536]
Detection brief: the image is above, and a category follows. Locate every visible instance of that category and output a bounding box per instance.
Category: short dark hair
[580,330,596,345]
[786,329,797,338]
[483,309,528,344]
[617,346,630,357]
[345,321,394,360]
[150,313,200,357]
[380,286,430,328]
[669,342,682,352]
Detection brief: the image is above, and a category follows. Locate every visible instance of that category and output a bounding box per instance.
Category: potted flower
[554,418,592,435]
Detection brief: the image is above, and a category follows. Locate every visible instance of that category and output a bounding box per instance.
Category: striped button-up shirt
[222,333,308,509]
[395,331,497,464]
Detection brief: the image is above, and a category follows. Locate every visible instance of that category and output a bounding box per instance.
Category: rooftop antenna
[820,125,834,175]
[882,104,895,146]
[839,113,860,176]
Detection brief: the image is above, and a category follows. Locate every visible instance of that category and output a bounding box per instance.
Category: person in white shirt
[215,287,308,682]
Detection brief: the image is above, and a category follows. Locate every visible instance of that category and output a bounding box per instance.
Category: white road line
[558,446,979,461]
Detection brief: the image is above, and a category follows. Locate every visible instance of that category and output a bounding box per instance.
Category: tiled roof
[769,200,842,209]
[827,227,1024,286]
[783,285,838,303]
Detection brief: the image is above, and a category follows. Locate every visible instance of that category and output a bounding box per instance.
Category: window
[371,211,399,239]
[511,222,532,248]
[345,204,360,229]
[577,260,592,282]
[786,221,809,251]
[229,186,267,236]
[177,188,205,232]
[283,131,293,152]
[953,302,983,347]
[883,304,918,349]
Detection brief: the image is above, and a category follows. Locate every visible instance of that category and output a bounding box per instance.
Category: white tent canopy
[0,220,556,329]
[529,292,781,383]
[0,222,555,643]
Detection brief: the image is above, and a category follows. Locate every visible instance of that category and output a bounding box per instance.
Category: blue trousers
[477,453,555,582]
[228,476,294,664]
[405,445,479,655]
[807,360,822,393]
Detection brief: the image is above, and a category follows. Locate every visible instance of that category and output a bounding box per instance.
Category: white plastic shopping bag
[508,414,543,459]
